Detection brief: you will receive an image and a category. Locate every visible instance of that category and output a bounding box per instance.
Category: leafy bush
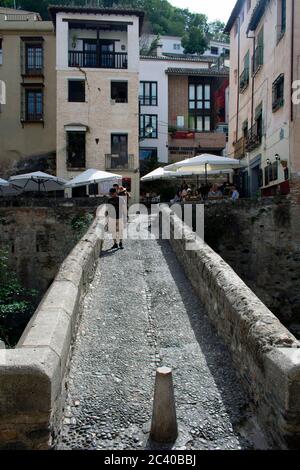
[0,249,38,347]
[71,212,94,239]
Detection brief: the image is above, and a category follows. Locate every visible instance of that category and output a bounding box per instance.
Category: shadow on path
[155,238,260,449]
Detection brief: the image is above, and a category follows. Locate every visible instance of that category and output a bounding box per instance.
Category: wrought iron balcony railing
[105,154,134,171]
[245,123,262,151]
[234,136,246,159]
[69,51,128,69]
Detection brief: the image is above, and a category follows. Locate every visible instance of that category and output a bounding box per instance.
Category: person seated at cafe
[208,184,223,198]
[231,186,240,201]
[185,188,193,201]
[170,189,182,204]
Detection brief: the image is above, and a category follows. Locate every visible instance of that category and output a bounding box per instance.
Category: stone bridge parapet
[162,205,300,449]
[0,215,105,449]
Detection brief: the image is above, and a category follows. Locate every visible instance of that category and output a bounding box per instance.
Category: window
[264,166,269,186]
[68,80,85,102]
[240,7,244,24]
[177,116,184,128]
[189,84,211,110]
[0,38,2,65]
[24,88,43,121]
[272,74,284,111]
[88,183,98,196]
[242,120,248,139]
[277,0,286,40]
[255,103,263,139]
[139,81,158,106]
[139,148,158,161]
[223,48,230,57]
[111,81,128,103]
[25,43,43,74]
[110,134,128,169]
[234,20,239,37]
[211,46,219,55]
[253,28,264,74]
[189,115,211,132]
[173,44,180,50]
[140,114,158,138]
[67,131,86,168]
[265,161,279,185]
[240,51,250,92]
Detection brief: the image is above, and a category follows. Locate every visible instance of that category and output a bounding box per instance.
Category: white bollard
[150,367,178,443]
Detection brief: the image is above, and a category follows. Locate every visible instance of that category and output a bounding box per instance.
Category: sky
[169,0,237,23]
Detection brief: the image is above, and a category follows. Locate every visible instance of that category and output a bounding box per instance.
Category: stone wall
[163,206,300,449]
[0,198,106,294]
[0,214,105,449]
[202,198,300,338]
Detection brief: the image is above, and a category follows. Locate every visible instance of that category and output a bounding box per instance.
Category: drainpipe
[235,17,241,144]
[291,0,295,123]
[247,33,256,128]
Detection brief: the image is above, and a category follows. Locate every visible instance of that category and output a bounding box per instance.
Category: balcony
[239,69,249,93]
[69,51,128,69]
[245,123,262,151]
[234,137,246,159]
[252,46,263,75]
[105,154,134,171]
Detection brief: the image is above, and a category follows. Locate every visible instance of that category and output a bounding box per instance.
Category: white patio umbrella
[9,171,67,193]
[0,178,9,187]
[141,167,177,182]
[65,169,122,188]
[165,154,244,184]
[0,177,22,196]
[141,167,233,182]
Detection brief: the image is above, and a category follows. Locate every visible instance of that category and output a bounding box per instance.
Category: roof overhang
[48,5,144,34]
[166,67,229,78]
[224,0,244,33]
[246,0,270,33]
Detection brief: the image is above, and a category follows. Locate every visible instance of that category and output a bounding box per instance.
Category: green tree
[182,26,208,55]
[0,249,38,347]
[208,20,230,43]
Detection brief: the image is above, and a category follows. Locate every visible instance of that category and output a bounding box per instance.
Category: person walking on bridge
[107,187,126,250]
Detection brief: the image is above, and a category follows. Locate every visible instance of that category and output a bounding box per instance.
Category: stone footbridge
[0,208,300,450]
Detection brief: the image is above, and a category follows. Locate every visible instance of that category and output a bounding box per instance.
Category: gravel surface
[56,216,260,450]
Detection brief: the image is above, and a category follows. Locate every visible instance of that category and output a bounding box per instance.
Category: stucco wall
[0,22,56,175]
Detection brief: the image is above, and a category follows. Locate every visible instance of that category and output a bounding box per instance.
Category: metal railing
[234,136,246,158]
[69,51,128,69]
[105,154,134,171]
[246,123,262,151]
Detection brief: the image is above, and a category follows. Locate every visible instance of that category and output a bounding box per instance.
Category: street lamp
[266,158,272,165]
[145,125,153,135]
[275,153,281,161]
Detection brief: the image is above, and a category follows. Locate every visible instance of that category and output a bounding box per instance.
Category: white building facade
[139,55,217,163]
[50,6,143,202]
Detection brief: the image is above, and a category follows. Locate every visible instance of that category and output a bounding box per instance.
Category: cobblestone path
[57,217,260,450]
